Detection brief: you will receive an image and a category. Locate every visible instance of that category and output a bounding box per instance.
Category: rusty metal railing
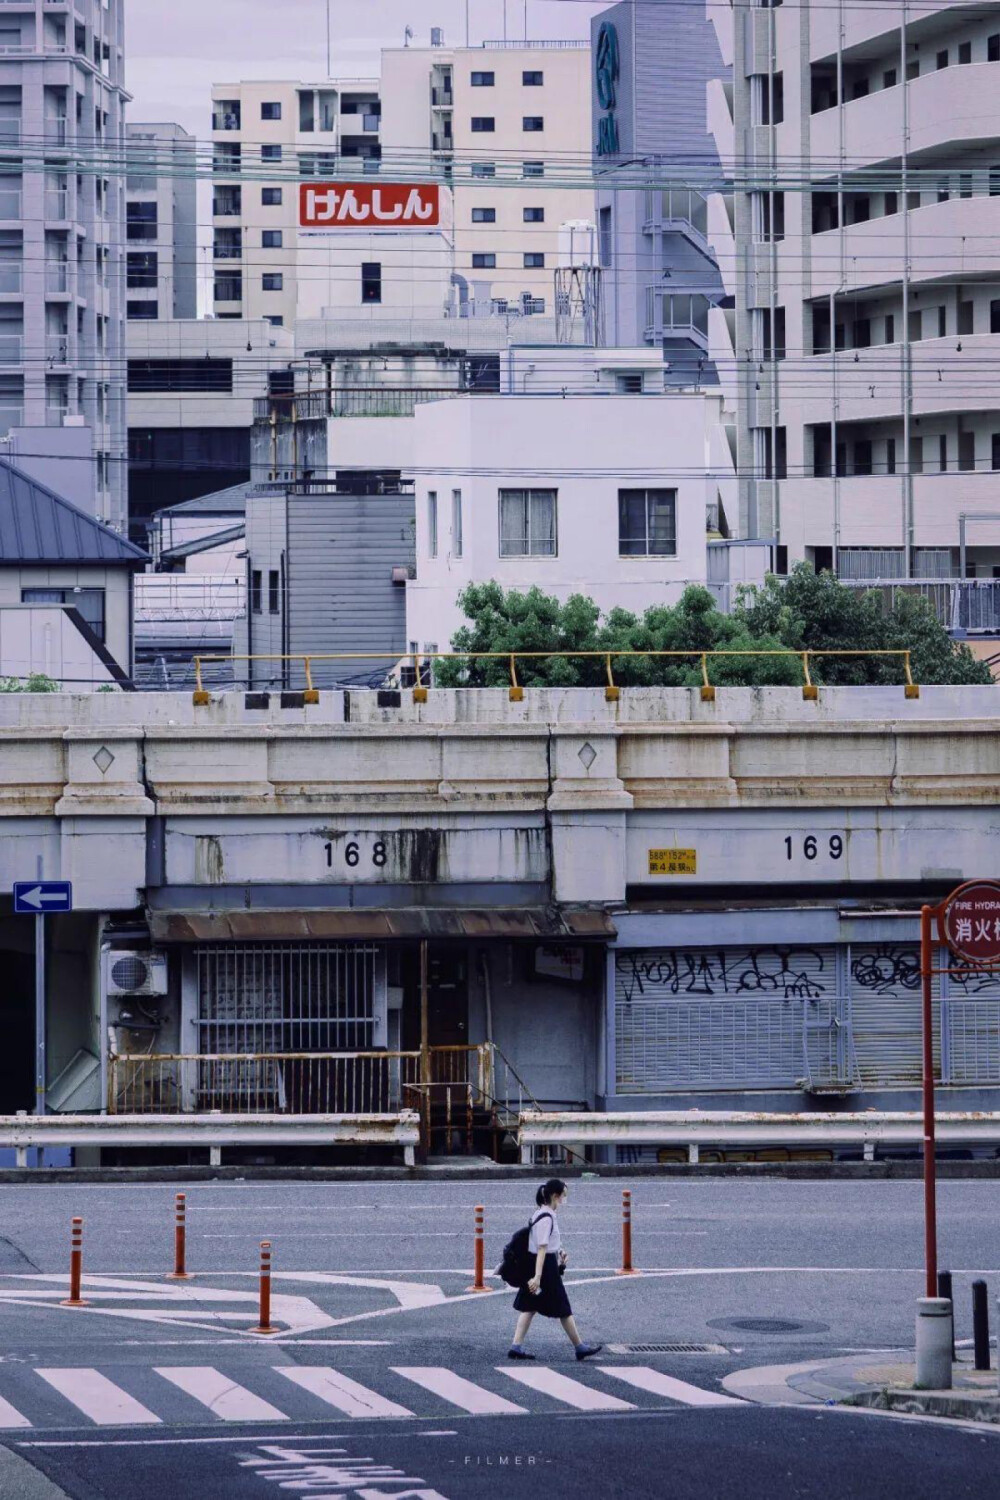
[192,648,922,705]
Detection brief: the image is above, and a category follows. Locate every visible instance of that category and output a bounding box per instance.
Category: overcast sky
[127,0,605,133]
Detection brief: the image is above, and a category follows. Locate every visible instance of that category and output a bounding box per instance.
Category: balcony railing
[0,334,22,362]
[644,186,709,238]
[45,404,69,426]
[213,243,242,259]
[0,405,22,433]
[45,263,68,293]
[0,192,20,220]
[212,111,241,132]
[45,333,68,361]
[0,263,20,293]
[134,575,246,622]
[43,119,67,146]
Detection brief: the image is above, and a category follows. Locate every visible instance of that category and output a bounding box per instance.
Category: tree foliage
[435,568,991,689]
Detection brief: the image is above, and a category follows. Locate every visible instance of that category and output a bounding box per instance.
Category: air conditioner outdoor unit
[107,950,169,998]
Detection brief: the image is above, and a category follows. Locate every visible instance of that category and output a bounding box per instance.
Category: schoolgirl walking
[506,1179,602,1361]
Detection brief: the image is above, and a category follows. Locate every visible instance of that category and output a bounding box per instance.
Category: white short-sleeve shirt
[528,1206,561,1255]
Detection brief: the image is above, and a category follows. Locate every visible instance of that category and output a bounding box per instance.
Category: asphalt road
[0,1177,996,1499]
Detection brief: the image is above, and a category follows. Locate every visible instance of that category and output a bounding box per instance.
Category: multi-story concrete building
[380,34,593,311]
[210,78,382,326]
[125,122,197,322]
[712,0,1000,579]
[0,0,128,529]
[591,1,728,384]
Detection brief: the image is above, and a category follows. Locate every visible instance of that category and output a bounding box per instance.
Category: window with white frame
[427,491,438,557]
[452,489,463,557]
[499,488,556,557]
[618,488,677,556]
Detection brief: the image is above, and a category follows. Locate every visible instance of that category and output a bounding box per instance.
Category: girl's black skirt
[513,1255,572,1318]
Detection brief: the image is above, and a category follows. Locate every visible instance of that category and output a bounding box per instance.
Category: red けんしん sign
[939,880,1000,965]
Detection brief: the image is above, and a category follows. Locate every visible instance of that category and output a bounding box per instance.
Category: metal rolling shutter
[614,944,838,1093]
[849,943,939,1086]
[946,967,1000,1085]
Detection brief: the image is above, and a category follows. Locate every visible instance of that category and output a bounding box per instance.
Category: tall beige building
[380,37,593,310]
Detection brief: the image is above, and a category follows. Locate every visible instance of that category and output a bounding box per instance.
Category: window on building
[126,251,157,288]
[471,162,496,178]
[361,261,381,303]
[262,273,283,291]
[127,299,158,319]
[853,317,871,349]
[471,71,495,87]
[262,230,283,248]
[616,373,643,394]
[126,201,157,240]
[851,78,869,100]
[264,315,283,327]
[884,191,898,215]
[959,431,976,472]
[907,190,921,210]
[261,144,282,161]
[761,73,783,124]
[268,569,280,614]
[906,58,920,80]
[522,116,544,132]
[909,436,923,474]
[261,187,282,205]
[251,570,262,613]
[427,491,438,557]
[452,489,463,558]
[522,160,544,178]
[499,489,557,557]
[885,313,895,343]
[472,252,496,269]
[762,191,785,241]
[523,206,544,223]
[22,587,106,641]
[936,49,949,69]
[471,207,496,222]
[853,440,873,476]
[598,205,613,267]
[886,437,897,474]
[522,71,544,86]
[908,308,923,341]
[523,252,545,268]
[993,433,1000,472]
[471,117,495,133]
[959,42,972,65]
[618,489,677,557]
[991,34,1000,62]
[883,68,897,89]
[958,300,974,335]
[261,101,282,120]
[127,358,233,394]
[939,434,948,471]
[935,306,946,338]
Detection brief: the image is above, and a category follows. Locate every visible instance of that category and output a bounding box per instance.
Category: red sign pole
[920,903,937,1299]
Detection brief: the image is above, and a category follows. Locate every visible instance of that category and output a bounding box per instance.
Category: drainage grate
[607,1342,728,1355]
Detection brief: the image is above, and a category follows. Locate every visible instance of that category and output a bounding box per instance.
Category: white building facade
[125,122,197,322]
[712,0,1000,579]
[405,346,729,652]
[211,78,382,327]
[0,0,128,528]
[380,35,593,312]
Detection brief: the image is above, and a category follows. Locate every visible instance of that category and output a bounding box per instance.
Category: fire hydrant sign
[300,181,441,229]
[940,880,1000,964]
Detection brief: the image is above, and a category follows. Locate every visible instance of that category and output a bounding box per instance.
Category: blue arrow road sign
[13,881,73,914]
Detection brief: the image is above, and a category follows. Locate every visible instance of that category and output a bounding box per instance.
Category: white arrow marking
[18,886,67,909]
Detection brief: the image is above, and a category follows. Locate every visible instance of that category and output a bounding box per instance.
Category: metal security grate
[607,1343,728,1355]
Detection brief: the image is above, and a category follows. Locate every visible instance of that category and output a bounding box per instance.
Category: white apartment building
[125,122,197,322]
[379,34,594,312]
[0,0,127,529]
[711,0,1000,579]
[405,345,732,652]
[211,78,381,327]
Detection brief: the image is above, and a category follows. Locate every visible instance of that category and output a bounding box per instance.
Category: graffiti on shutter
[849,943,939,1086]
[614,945,838,1092]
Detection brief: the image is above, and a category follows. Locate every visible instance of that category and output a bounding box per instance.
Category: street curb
[0,1160,998,1184]
[844,1388,1000,1424]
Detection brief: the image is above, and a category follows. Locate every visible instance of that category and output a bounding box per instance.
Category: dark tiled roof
[0,461,147,565]
[154,482,251,519]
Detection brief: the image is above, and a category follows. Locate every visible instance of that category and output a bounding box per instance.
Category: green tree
[437,569,991,689]
[0,674,59,693]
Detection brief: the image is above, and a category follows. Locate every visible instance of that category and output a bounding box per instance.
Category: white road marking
[599,1367,743,1407]
[154,1367,288,1422]
[0,1395,31,1429]
[36,1369,161,1427]
[499,1367,635,1412]
[271,1272,446,1309]
[274,1366,413,1419]
[393,1367,528,1415]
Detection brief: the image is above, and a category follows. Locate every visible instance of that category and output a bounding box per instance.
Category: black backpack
[497,1210,552,1287]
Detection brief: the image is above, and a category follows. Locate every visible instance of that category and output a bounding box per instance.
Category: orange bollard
[616,1189,641,1276]
[467,1204,490,1292]
[250,1240,278,1334]
[166,1193,191,1281]
[61,1217,89,1306]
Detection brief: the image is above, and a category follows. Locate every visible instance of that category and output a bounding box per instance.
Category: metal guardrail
[0,1111,421,1168]
[192,648,921,705]
[516,1110,1000,1165]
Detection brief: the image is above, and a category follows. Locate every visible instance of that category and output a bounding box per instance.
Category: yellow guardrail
[192,648,920,705]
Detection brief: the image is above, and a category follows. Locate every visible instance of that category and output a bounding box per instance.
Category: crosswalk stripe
[0,1394,31,1429]
[274,1366,413,1419]
[392,1367,528,1416]
[36,1369,161,1427]
[498,1366,635,1412]
[598,1367,744,1408]
[154,1367,288,1422]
